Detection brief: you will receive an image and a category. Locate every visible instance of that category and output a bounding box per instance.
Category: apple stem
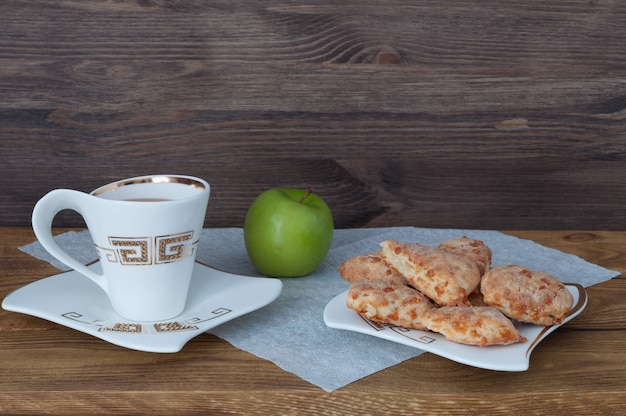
[299,188,314,203]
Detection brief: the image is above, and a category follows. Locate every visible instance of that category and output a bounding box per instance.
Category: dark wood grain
[1,227,625,415]
[2,0,626,230]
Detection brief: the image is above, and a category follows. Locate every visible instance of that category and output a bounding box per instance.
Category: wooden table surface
[1,226,624,415]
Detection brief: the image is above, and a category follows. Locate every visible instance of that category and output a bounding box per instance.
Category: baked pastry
[423,306,527,347]
[342,239,572,348]
[437,236,492,275]
[480,265,574,325]
[346,280,433,331]
[380,240,481,306]
[338,251,407,286]
[346,279,526,346]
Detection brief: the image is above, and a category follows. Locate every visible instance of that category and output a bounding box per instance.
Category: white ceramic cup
[32,174,210,322]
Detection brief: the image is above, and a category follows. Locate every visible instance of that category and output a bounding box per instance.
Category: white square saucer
[2,261,282,353]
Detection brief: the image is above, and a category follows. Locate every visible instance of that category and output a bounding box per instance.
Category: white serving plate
[324,284,586,371]
[2,261,282,353]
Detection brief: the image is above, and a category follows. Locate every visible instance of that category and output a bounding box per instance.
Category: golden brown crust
[346,280,433,331]
[437,236,492,275]
[423,306,527,347]
[480,265,574,325]
[380,240,481,307]
[337,251,407,286]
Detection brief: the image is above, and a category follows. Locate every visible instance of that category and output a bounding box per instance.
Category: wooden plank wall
[1,0,625,230]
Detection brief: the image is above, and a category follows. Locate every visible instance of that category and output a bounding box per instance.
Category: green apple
[243,188,334,277]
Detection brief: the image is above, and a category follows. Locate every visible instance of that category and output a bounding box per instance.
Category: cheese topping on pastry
[480,265,574,325]
[338,251,407,286]
[380,240,481,307]
[347,280,433,331]
[437,236,492,275]
[423,306,527,347]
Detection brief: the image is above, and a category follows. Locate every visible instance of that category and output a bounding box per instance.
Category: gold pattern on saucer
[98,321,198,333]
[100,323,143,333]
[153,321,198,332]
[62,307,235,335]
[97,321,198,333]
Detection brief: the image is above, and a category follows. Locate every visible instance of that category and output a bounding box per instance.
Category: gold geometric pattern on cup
[95,246,119,263]
[156,231,195,264]
[95,231,197,266]
[108,237,152,265]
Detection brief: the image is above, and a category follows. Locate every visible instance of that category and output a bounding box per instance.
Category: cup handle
[32,189,109,294]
